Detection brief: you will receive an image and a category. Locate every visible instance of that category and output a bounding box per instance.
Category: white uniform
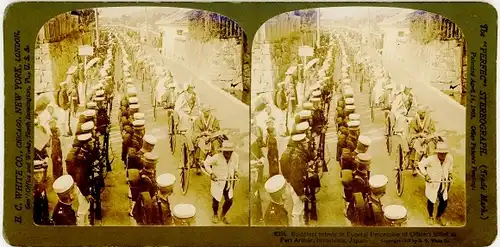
[174,91,199,131]
[418,154,454,203]
[204,152,239,202]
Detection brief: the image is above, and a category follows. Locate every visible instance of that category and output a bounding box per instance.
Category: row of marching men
[36,40,117,226]
[116,68,197,226]
[50,75,113,225]
[262,78,334,226]
[334,66,408,226]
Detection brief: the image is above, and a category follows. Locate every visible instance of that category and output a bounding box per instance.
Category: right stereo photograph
[250,7,466,227]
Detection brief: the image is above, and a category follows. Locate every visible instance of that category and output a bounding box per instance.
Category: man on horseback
[192,104,221,174]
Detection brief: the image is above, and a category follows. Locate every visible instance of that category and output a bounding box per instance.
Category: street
[42,31,250,226]
[253,29,466,226]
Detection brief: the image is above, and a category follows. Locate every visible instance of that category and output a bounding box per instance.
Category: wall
[160,25,188,58]
[35,32,91,100]
[251,42,274,94]
[382,32,462,87]
[178,37,244,101]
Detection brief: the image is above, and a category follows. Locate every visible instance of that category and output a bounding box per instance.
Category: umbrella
[34,94,51,115]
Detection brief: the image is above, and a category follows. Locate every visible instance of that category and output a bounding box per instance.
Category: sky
[97,7,182,18]
[318,7,416,20]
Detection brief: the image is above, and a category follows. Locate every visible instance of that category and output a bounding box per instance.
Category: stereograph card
[2,1,497,246]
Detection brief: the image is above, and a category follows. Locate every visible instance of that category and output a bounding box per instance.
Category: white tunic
[204,152,239,202]
[174,91,199,131]
[418,154,454,203]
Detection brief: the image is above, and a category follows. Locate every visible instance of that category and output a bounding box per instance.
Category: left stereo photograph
[33,6,250,227]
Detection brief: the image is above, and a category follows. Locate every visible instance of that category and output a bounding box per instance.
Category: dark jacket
[33,188,51,225]
[279,145,294,182]
[66,146,91,196]
[289,146,309,197]
[266,130,280,177]
[50,129,63,179]
[150,196,173,225]
[51,201,77,225]
[264,202,288,226]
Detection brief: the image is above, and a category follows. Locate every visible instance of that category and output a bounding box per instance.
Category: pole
[95,8,99,47]
[316,8,320,48]
[145,7,149,45]
[302,56,307,101]
[83,55,88,104]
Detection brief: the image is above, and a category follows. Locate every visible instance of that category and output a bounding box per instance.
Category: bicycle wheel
[395,145,405,196]
[386,116,392,155]
[368,91,375,123]
[179,143,190,195]
[169,113,176,153]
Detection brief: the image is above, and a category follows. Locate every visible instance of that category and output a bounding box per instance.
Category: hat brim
[436,149,449,153]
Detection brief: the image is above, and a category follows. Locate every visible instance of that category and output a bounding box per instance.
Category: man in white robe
[204,141,239,225]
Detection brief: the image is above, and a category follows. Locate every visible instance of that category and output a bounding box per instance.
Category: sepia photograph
[33,6,250,226]
[251,7,466,227]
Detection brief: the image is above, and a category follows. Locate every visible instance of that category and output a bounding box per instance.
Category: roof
[377,9,416,28]
[155,9,192,26]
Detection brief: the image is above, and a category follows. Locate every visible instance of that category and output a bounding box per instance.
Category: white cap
[299,110,312,118]
[133,119,145,127]
[358,135,372,146]
[291,133,306,142]
[312,90,321,97]
[384,205,407,220]
[83,109,96,117]
[345,98,355,105]
[95,90,105,97]
[345,105,356,111]
[133,112,144,120]
[357,152,372,162]
[369,174,388,189]
[349,113,361,121]
[264,175,286,194]
[435,142,449,153]
[343,88,354,97]
[302,102,313,110]
[127,87,137,96]
[86,102,97,109]
[81,121,95,131]
[156,173,176,188]
[311,97,321,102]
[52,175,74,194]
[129,104,140,110]
[128,97,138,104]
[347,121,360,128]
[143,134,157,145]
[77,133,92,142]
[295,121,310,132]
[173,204,197,219]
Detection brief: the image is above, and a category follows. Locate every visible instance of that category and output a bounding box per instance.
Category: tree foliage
[408,12,459,44]
[270,31,302,88]
[314,31,331,65]
[187,10,242,42]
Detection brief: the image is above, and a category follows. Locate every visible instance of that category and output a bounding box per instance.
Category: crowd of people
[251,29,456,227]
[33,28,242,226]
